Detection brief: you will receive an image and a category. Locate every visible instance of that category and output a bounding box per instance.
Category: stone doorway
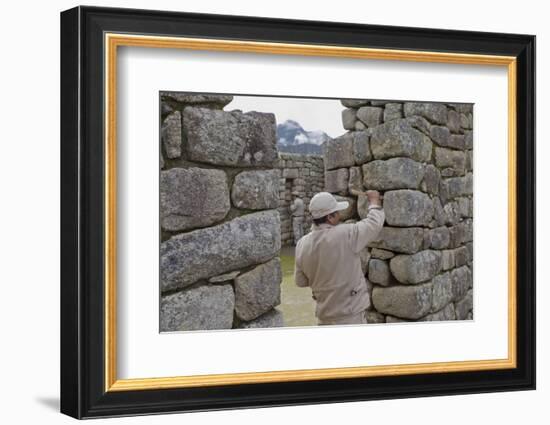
[275,152,325,246]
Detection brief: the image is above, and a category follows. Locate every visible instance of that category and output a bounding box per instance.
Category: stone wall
[325,99,474,323]
[275,153,324,245]
[159,92,284,331]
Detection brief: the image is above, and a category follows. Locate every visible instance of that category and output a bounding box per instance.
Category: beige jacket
[294,206,385,321]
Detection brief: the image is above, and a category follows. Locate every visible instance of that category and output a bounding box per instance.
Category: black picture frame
[60,5,536,419]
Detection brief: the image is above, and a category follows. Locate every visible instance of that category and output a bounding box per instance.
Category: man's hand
[366,190,382,207]
[350,188,383,207]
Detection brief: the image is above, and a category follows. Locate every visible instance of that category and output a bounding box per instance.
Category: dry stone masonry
[159,91,474,330]
[159,92,284,331]
[328,99,474,323]
[276,153,324,245]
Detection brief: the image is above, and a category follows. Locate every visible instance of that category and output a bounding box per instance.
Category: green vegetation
[279,249,317,327]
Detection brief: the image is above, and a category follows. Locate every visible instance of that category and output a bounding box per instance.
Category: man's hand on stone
[366,190,382,207]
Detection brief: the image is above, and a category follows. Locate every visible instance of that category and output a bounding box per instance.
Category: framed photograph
[60,5,536,419]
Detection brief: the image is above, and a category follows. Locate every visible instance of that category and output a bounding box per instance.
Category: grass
[279,246,317,327]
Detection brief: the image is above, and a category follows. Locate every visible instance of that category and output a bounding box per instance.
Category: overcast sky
[226,95,346,138]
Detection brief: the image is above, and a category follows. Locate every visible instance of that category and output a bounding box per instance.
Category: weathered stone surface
[353,131,372,164]
[450,134,466,150]
[451,265,472,302]
[464,130,473,149]
[371,248,395,260]
[386,315,410,323]
[372,281,433,319]
[208,271,240,283]
[431,271,453,312]
[355,194,370,218]
[234,257,282,321]
[359,248,371,275]
[161,92,233,107]
[366,310,386,324]
[357,106,383,127]
[390,250,442,284]
[439,178,450,204]
[465,150,473,171]
[371,100,390,106]
[161,101,173,117]
[441,249,455,270]
[460,113,472,130]
[429,125,451,147]
[162,111,182,159]
[236,308,284,328]
[183,107,278,167]
[457,197,470,218]
[160,210,281,291]
[383,190,434,226]
[422,228,432,249]
[342,108,357,130]
[324,134,355,170]
[455,289,473,320]
[362,158,425,190]
[432,196,447,226]
[341,99,370,108]
[231,170,279,210]
[447,109,461,133]
[370,119,432,162]
[444,173,473,199]
[429,226,450,249]
[325,168,349,194]
[405,115,431,136]
[368,227,425,254]
[334,195,357,221]
[441,167,458,177]
[404,102,447,124]
[443,201,461,225]
[420,303,456,321]
[160,167,230,232]
[355,121,367,131]
[454,246,469,267]
[448,223,467,248]
[348,166,363,193]
[384,103,403,122]
[435,147,466,174]
[463,218,473,242]
[448,103,473,114]
[368,259,393,286]
[421,164,441,195]
[160,284,234,332]
[282,168,299,179]
[466,242,474,263]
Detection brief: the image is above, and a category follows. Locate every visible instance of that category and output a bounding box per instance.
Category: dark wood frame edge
[60,5,536,419]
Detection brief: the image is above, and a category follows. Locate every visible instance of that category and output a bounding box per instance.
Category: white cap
[308,192,349,219]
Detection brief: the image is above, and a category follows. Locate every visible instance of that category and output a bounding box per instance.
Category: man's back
[295,208,385,321]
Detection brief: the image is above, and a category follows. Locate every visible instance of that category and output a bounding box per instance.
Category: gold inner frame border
[104,33,517,392]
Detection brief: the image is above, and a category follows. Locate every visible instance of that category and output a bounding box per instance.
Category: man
[289,191,305,244]
[294,190,385,325]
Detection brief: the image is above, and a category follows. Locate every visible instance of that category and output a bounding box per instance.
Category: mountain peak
[277,119,331,155]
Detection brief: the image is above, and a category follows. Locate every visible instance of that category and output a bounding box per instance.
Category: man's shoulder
[335,222,355,232]
[296,233,309,248]
[318,223,352,241]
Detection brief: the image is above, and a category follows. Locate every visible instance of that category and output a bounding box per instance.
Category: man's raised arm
[348,190,385,254]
